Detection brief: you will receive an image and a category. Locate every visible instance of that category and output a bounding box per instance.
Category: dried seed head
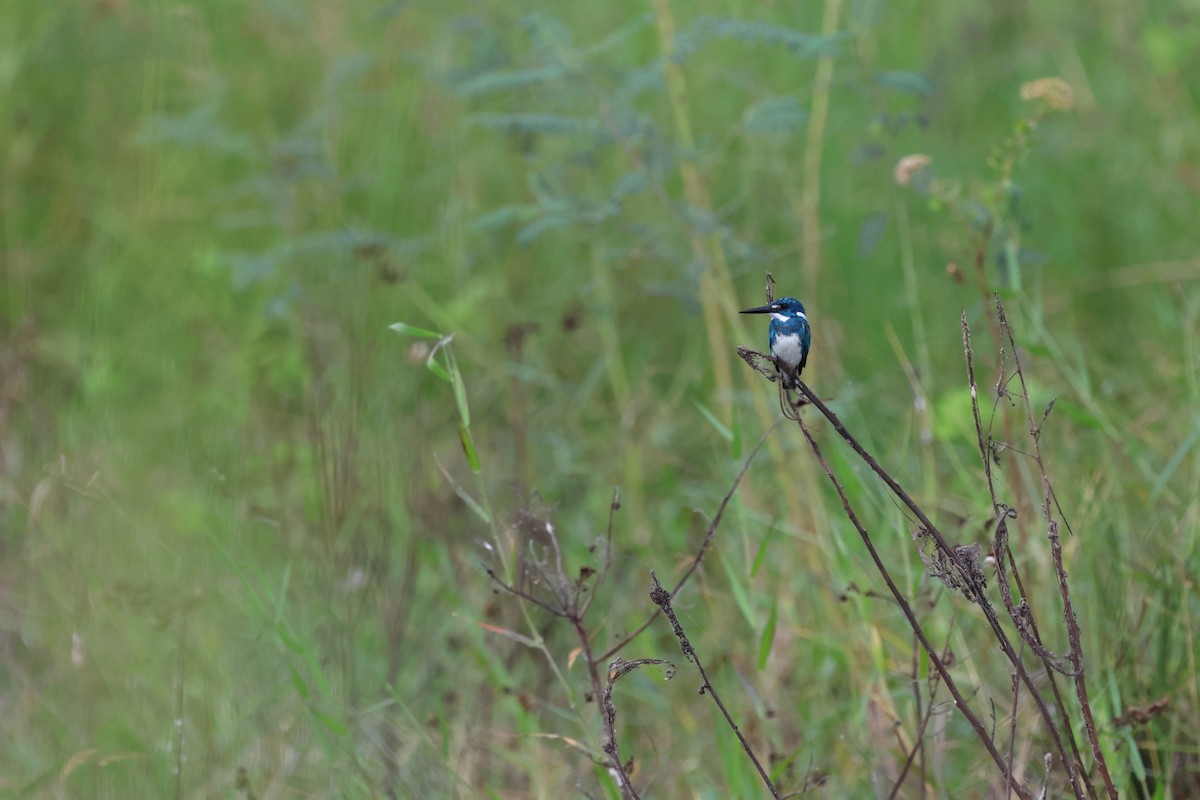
[1020,77,1074,111]
[894,154,933,186]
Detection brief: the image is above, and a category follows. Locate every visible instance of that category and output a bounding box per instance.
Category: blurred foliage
[1,0,1199,797]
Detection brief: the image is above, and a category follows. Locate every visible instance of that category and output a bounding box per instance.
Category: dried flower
[406,341,430,364]
[894,154,933,186]
[1020,78,1074,111]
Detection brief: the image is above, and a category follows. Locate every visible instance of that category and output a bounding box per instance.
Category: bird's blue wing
[799,319,811,373]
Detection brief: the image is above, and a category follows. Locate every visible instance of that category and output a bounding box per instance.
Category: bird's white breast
[772,333,805,369]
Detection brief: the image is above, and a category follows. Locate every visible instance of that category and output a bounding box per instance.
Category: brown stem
[995,299,1117,798]
[788,412,1030,799]
[598,424,777,663]
[963,310,1097,799]
[786,380,1077,797]
[650,572,781,799]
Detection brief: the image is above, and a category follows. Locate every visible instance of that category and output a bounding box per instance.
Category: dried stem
[487,428,776,798]
[733,284,1128,796]
[781,377,1076,797]
[886,611,957,800]
[787,411,1030,799]
[598,423,776,663]
[649,571,781,799]
[994,299,1117,798]
[486,490,642,799]
[963,310,1097,798]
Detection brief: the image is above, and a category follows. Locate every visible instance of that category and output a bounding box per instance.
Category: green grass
[2,0,1199,797]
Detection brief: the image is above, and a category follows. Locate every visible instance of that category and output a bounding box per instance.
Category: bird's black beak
[739,303,775,314]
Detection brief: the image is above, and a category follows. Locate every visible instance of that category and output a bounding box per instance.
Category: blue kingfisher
[740,297,811,382]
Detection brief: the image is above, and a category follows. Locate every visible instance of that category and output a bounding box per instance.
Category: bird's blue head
[739,296,807,320]
[740,296,811,374]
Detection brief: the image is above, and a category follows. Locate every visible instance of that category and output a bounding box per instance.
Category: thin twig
[598,423,777,663]
[580,488,620,618]
[995,299,1117,798]
[485,497,642,799]
[886,609,957,800]
[784,377,1077,796]
[649,571,781,799]
[963,310,1096,798]
[1006,640,1025,799]
[989,509,1074,674]
[173,609,188,800]
[786,411,1030,799]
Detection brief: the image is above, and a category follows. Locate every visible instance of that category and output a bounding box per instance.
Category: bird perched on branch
[740,296,810,385]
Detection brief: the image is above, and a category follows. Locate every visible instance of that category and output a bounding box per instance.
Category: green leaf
[730,410,743,461]
[857,211,888,258]
[517,214,573,245]
[692,398,733,442]
[742,96,808,136]
[525,11,575,66]
[610,168,648,201]
[581,13,654,58]
[768,748,805,783]
[274,622,304,655]
[1109,670,1147,782]
[437,700,451,760]
[1150,418,1200,501]
[310,708,348,737]
[301,646,332,698]
[437,457,492,523]
[389,321,443,338]
[750,520,777,578]
[472,204,538,233]
[1053,398,1103,429]
[426,351,452,382]
[456,65,570,98]
[1142,23,1189,74]
[876,71,936,95]
[447,351,471,428]
[701,18,848,59]
[459,422,482,474]
[272,562,292,626]
[1023,341,1053,358]
[467,112,601,137]
[289,664,310,699]
[931,386,978,443]
[457,485,491,523]
[719,551,756,626]
[425,334,455,383]
[757,601,778,670]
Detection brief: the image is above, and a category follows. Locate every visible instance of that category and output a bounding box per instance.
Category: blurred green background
[2,0,1198,797]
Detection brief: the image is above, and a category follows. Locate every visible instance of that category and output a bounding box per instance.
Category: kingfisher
[740,297,811,384]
